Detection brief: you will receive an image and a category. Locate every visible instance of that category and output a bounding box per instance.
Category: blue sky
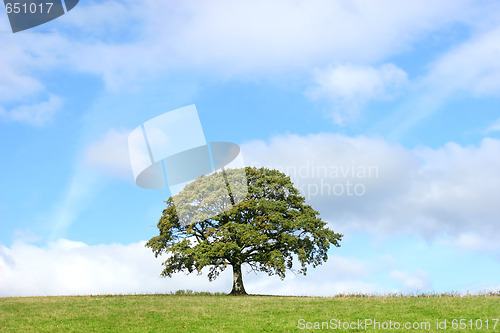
[0,0,499,297]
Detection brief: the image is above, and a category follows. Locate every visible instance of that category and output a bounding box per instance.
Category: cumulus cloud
[242,133,500,252]
[0,239,228,297]
[0,239,383,297]
[83,128,133,181]
[307,63,408,124]
[2,236,497,297]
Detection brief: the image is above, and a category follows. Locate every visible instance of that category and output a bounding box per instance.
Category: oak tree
[146,167,342,295]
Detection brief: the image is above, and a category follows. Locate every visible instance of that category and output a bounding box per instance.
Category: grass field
[0,293,498,332]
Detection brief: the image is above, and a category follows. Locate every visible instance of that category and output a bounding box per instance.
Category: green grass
[0,293,498,332]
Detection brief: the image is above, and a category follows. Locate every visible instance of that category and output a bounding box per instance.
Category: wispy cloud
[424,25,500,98]
[0,61,44,103]
[379,23,500,137]
[306,64,408,124]
[0,94,63,127]
[47,168,102,240]
[485,118,500,134]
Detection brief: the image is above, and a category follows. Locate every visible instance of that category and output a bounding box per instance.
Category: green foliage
[146,167,342,283]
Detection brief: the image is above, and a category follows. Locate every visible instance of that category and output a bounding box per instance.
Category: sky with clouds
[1,0,499,297]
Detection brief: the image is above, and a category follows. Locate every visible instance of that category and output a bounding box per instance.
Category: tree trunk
[230,263,247,295]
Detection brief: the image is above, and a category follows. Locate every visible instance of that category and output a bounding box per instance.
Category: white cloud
[83,128,134,181]
[307,64,408,124]
[242,133,500,252]
[1,237,496,297]
[242,255,381,296]
[0,0,497,129]
[0,0,490,98]
[0,30,70,125]
[441,233,499,252]
[0,239,382,297]
[247,277,378,297]
[390,269,431,291]
[0,94,63,127]
[0,239,229,297]
[156,0,478,75]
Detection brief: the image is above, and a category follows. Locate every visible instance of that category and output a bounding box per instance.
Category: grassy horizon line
[1,289,499,299]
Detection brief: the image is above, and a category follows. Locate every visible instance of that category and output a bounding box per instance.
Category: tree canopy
[146,166,342,295]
